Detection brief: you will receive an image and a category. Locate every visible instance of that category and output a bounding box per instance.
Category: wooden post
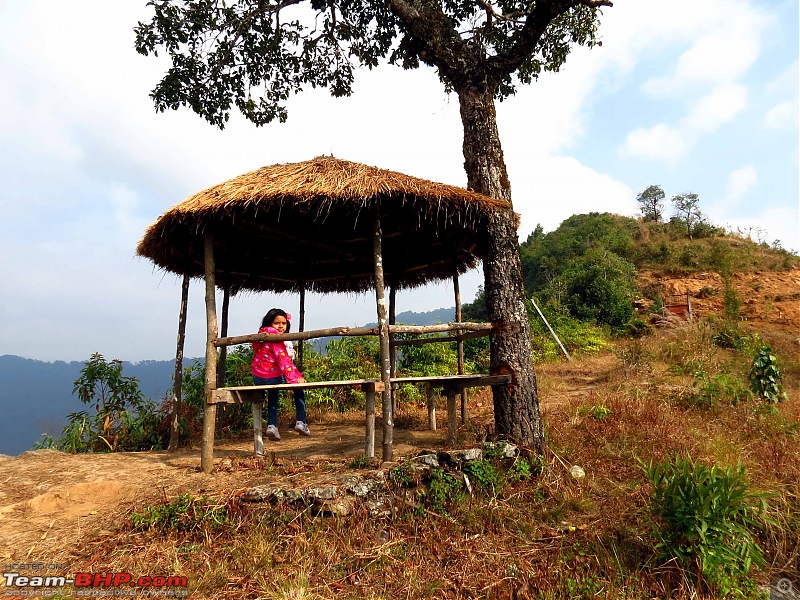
[446,391,458,445]
[217,282,230,388]
[298,283,306,371]
[168,273,190,452]
[253,402,264,456]
[373,216,393,462]
[365,384,375,458]
[454,274,468,425]
[201,235,219,474]
[389,286,397,415]
[426,383,436,430]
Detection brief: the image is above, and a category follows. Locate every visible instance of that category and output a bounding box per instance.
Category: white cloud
[764,101,798,130]
[618,124,688,162]
[720,206,800,254]
[684,85,748,133]
[724,165,758,207]
[506,155,636,237]
[619,85,748,161]
[641,1,766,96]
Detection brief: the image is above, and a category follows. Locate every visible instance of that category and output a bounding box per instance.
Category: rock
[483,441,518,460]
[415,453,440,468]
[340,475,379,498]
[307,486,339,500]
[440,448,483,465]
[314,498,352,517]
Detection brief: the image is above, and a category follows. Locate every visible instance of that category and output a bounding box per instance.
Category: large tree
[135,0,612,452]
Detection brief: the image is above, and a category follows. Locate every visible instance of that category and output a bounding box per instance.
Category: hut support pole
[389,286,397,415]
[298,284,306,371]
[217,282,230,388]
[454,275,468,425]
[201,235,219,474]
[373,217,393,462]
[168,273,190,452]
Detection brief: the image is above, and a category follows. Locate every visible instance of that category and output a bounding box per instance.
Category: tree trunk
[457,85,545,453]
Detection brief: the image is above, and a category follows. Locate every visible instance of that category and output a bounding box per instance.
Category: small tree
[636,185,665,222]
[46,353,168,452]
[671,192,702,238]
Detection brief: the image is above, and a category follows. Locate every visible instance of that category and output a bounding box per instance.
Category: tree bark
[457,84,544,453]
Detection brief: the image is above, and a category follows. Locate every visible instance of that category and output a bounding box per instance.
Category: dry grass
[60,323,798,599]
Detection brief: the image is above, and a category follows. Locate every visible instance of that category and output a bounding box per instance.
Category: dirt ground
[0,269,797,573]
[0,409,462,566]
[638,267,800,335]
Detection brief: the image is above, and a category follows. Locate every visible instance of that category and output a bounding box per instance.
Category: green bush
[749,346,788,404]
[641,455,770,594]
[42,353,168,453]
[550,250,637,329]
[691,369,752,407]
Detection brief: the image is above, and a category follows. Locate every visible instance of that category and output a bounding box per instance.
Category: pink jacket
[251,326,303,382]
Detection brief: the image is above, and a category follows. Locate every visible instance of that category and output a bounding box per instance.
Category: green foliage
[47,353,168,453]
[577,404,612,420]
[641,455,770,594]
[506,458,534,482]
[135,0,605,127]
[530,304,611,360]
[520,212,638,292]
[425,468,464,514]
[691,368,752,407]
[671,192,703,238]
[179,346,255,442]
[557,251,637,328]
[131,494,238,533]
[749,346,788,404]
[464,459,500,491]
[303,336,381,411]
[636,184,665,222]
[709,320,761,353]
[348,455,372,469]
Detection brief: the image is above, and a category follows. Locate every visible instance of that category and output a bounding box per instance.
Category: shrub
[749,345,788,404]
[46,353,168,453]
[641,455,770,594]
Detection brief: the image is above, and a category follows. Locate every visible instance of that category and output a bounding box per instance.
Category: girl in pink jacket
[252,308,310,440]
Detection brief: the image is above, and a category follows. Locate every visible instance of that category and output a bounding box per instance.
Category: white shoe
[265,424,281,441]
[294,421,311,436]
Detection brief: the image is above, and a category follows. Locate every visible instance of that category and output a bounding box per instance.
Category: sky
[0,0,797,363]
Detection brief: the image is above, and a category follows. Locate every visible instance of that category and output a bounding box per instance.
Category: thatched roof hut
[137,156,512,294]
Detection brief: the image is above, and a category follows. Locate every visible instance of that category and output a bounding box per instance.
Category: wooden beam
[389,322,492,334]
[215,325,379,347]
[391,330,489,347]
[201,235,219,474]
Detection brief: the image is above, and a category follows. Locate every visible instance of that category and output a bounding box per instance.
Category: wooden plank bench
[211,380,383,457]
[209,374,512,458]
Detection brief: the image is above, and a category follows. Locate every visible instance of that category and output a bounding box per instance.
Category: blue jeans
[253,375,307,426]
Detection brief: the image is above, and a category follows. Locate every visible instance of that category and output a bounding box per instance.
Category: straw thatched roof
[137,156,513,294]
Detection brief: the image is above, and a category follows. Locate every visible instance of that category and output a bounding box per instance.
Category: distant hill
[0,355,187,456]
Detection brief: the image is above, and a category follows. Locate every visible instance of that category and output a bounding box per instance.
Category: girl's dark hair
[260,308,291,332]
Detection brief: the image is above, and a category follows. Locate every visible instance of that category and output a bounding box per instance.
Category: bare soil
[1,268,797,571]
[639,267,800,335]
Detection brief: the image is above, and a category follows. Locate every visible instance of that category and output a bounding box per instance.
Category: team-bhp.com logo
[3,571,188,595]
